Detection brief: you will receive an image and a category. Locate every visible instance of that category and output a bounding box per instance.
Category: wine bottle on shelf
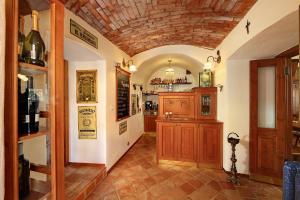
[23,10,46,67]
[18,154,30,198]
[18,16,25,62]
[18,76,40,134]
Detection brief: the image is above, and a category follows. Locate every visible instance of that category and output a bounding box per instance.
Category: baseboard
[107,134,143,173]
[68,162,106,168]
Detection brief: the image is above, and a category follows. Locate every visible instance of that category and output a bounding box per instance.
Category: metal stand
[227,132,240,185]
[228,141,240,185]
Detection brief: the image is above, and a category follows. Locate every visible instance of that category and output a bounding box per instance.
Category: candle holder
[227,132,240,185]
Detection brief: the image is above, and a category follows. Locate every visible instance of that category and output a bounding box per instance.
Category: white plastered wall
[64,9,144,169]
[215,0,299,174]
[0,0,5,198]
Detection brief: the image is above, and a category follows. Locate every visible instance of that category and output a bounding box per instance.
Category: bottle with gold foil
[24,10,46,66]
[18,16,25,62]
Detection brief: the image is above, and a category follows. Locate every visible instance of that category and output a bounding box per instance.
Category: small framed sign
[119,121,127,135]
[78,106,97,139]
[70,19,98,49]
[76,70,97,103]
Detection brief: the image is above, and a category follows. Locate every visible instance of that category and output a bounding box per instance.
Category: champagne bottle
[24,10,46,67]
[18,16,25,62]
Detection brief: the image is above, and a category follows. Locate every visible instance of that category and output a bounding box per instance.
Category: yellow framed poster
[76,70,97,103]
[78,106,97,139]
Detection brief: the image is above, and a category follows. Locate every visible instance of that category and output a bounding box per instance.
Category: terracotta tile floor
[88,133,282,200]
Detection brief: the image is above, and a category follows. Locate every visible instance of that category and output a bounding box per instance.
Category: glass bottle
[24,10,46,66]
[18,16,25,62]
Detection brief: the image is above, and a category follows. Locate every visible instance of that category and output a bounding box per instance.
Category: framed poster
[116,67,130,121]
[78,106,97,139]
[77,70,97,103]
[131,94,137,115]
[119,121,127,135]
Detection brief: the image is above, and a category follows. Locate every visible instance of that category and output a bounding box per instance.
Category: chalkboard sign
[116,67,130,121]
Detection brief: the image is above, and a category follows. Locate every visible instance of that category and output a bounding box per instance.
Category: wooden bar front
[156,88,223,169]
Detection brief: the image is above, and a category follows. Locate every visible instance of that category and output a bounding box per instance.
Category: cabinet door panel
[199,124,222,168]
[178,124,197,161]
[160,96,195,118]
[158,123,176,159]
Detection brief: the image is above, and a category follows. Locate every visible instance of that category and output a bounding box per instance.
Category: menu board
[116,67,130,121]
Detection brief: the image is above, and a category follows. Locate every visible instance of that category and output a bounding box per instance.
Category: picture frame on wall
[76,70,97,103]
[131,94,137,115]
[78,106,97,139]
[199,70,212,87]
[116,66,131,121]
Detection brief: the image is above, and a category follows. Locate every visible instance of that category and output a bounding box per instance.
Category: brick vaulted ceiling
[65,0,257,56]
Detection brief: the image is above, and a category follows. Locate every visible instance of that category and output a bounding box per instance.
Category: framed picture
[119,121,127,135]
[78,106,97,139]
[131,94,137,115]
[116,66,130,121]
[76,70,97,103]
[199,70,212,87]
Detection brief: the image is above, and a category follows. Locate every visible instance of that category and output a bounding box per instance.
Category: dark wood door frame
[250,58,287,185]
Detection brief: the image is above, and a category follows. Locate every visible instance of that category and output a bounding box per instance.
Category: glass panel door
[257,67,276,128]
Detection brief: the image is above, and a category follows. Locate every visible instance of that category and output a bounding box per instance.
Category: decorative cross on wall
[245,20,251,34]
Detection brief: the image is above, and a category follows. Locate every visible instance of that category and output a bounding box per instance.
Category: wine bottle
[24,10,46,67]
[19,76,39,134]
[18,16,25,62]
[27,76,40,133]
[19,154,30,198]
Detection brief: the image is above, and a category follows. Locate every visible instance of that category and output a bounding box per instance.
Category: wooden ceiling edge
[276,45,299,58]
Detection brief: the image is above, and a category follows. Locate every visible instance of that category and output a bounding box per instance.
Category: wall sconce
[122,59,137,72]
[204,50,221,70]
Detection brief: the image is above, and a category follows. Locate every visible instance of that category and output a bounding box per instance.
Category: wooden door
[250,58,287,185]
[157,122,176,160]
[176,123,197,161]
[198,123,222,169]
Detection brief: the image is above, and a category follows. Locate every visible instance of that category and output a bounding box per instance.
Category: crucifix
[245,20,251,34]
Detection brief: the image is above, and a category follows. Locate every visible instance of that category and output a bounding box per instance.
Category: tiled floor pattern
[88,134,282,200]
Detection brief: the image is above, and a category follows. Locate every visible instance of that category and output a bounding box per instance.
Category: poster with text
[78,106,97,139]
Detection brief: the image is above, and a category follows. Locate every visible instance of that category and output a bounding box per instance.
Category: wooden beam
[276,45,299,58]
[50,0,65,199]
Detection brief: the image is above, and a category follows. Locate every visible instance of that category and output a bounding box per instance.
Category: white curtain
[0,0,5,199]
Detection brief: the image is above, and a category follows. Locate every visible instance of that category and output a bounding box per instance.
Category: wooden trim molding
[276,45,299,58]
[4,0,19,199]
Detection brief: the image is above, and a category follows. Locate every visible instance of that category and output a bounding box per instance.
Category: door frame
[249,58,287,185]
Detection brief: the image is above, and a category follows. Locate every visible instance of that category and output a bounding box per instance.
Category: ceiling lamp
[204,50,221,71]
[122,59,137,72]
[165,59,175,77]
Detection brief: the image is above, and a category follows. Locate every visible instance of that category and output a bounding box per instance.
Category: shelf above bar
[18,130,48,142]
[150,82,192,86]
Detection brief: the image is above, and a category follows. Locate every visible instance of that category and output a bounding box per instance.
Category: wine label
[35,114,39,122]
[31,44,36,59]
[25,115,30,123]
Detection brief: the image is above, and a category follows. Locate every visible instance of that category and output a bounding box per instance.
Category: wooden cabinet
[157,121,222,169]
[194,87,217,120]
[158,93,195,118]
[157,122,197,162]
[198,123,223,169]
[144,115,157,132]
